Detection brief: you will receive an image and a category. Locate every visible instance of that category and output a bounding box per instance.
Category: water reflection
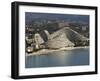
[25,48,89,68]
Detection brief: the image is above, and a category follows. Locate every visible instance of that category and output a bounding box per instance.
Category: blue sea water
[25,48,89,68]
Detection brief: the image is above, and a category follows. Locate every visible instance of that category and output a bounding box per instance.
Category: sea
[25,48,89,68]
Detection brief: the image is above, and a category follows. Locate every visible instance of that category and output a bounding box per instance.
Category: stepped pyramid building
[45,27,89,49]
[25,27,89,53]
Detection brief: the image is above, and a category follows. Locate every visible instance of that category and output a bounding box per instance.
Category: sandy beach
[26,46,89,56]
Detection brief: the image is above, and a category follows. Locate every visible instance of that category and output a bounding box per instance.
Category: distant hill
[25,12,89,24]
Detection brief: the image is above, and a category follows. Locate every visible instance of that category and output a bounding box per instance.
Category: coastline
[26,46,89,56]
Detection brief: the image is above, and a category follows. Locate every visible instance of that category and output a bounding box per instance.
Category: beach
[26,46,89,56]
